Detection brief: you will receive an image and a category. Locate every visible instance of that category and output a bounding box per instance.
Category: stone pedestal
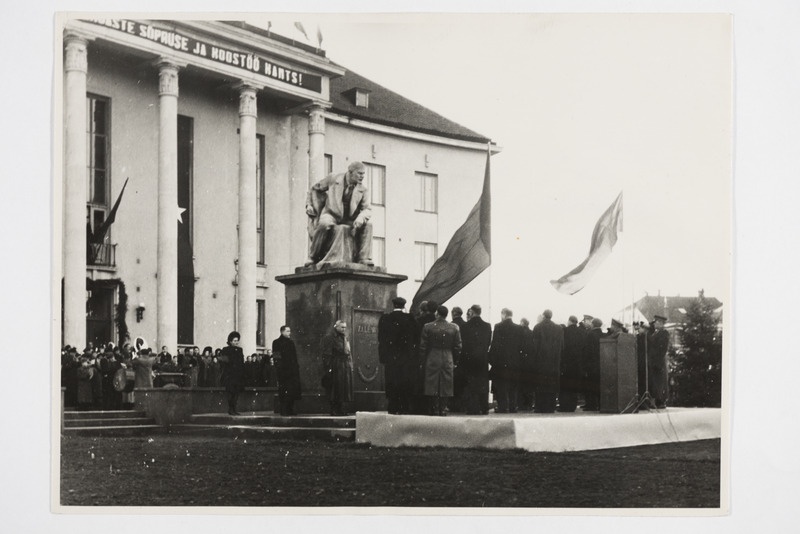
[276,264,407,413]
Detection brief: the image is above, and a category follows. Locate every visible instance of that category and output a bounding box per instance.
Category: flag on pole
[90,177,129,243]
[550,191,623,295]
[316,25,323,48]
[411,148,492,312]
[294,22,309,40]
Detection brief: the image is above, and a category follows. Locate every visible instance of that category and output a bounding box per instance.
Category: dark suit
[518,325,536,411]
[460,316,492,415]
[219,345,245,414]
[273,335,302,415]
[559,324,586,412]
[488,318,524,413]
[378,310,418,414]
[451,316,467,411]
[410,311,437,414]
[531,318,564,413]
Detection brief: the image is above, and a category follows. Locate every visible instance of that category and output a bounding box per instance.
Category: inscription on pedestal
[353,309,383,391]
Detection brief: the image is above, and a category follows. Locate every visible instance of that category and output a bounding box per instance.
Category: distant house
[614,292,723,348]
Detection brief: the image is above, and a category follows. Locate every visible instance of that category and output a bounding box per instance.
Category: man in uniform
[419,305,462,416]
[648,314,671,408]
[531,309,564,413]
[460,304,493,415]
[488,308,524,413]
[305,160,373,265]
[378,297,418,414]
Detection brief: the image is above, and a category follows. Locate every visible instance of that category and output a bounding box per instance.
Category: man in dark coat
[634,322,649,399]
[272,326,302,416]
[559,315,585,412]
[531,309,564,413]
[378,297,418,414]
[218,331,245,416]
[582,318,604,411]
[648,315,671,408]
[488,308,524,413]
[450,307,467,412]
[460,304,492,415]
[517,317,536,411]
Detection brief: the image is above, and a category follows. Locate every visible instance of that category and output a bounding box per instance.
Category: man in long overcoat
[419,305,462,416]
[647,315,671,408]
[321,320,354,416]
[582,318,604,411]
[559,315,585,412]
[517,317,536,411]
[531,309,564,413]
[272,326,302,416]
[459,304,493,415]
[378,297,418,415]
[305,161,373,265]
[410,301,437,414]
[488,308,524,413]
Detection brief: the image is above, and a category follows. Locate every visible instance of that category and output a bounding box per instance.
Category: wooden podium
[599,333,638,413]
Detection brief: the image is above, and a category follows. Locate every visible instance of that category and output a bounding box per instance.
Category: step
[63,417,155,428]
[63,410,147,420]
[190,413,355,429]
[168,424,355,442]
[62,424,163,437]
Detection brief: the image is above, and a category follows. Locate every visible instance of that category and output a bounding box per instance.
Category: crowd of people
[60,337,278,411]
[378,297,671,416]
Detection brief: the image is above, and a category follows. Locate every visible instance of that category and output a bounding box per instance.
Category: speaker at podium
[599,333,638,413]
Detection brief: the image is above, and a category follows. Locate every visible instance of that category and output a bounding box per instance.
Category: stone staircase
[170,412,356,441]
[62,410,161,436]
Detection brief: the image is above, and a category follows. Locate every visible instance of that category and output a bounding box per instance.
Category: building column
[308,104,326,185]
[156,60,181,351]
[63,33,89,349]
[236,83,259,355]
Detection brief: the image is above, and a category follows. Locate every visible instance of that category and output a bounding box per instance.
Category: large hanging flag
[89,177,129,243]
[550,191,623,295]
[411,148,492,312]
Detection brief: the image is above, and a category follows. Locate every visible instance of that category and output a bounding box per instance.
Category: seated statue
[305,161,374,266]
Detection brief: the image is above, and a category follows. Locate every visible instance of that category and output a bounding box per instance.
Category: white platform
[355,408,721,452]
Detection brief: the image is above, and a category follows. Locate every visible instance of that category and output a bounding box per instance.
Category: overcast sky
[257,13,732,323]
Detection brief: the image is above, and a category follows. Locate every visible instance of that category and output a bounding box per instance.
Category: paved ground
[59,435,720,508]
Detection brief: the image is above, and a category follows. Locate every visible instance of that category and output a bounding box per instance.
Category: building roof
[633,295,723,325]
[329,66,493,145]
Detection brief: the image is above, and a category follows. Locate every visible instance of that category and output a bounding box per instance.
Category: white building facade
[59,18,496,356]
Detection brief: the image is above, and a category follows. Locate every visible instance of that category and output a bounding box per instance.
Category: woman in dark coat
[320,321,354,416]
[218,331,245,415]
[272,326,302,416]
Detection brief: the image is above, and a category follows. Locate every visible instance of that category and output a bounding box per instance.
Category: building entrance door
[86,285,115,348]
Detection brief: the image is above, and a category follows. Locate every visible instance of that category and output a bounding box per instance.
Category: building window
[355,90,370,108]
[372,237,386,268]
[365,163,385,206]
[324,153,333,176]
[415,241,438,282]
[415,172,437,213]
[256,299,266,348]
[87,95,110,233]
[256,134,266,265]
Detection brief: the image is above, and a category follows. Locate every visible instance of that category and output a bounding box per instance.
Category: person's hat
[611,318,624,328]
[653,314,667,323]
[568,315,578,324]
[583,314,593,321]
[391,297,406,308]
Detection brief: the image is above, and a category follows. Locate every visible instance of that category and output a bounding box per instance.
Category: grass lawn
[59,435,720,508]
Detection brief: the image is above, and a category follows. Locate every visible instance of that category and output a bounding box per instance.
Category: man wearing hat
[559,315,585,412]
[378,297,418,414]
[647,315,671,408]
